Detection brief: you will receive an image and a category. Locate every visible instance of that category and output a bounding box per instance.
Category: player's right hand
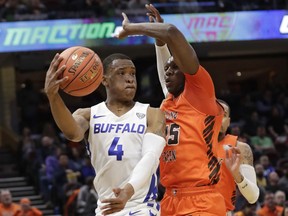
[146,4,164,23]
[145,4,165,46]
[44,53,67,98]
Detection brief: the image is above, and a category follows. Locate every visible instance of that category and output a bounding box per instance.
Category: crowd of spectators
[0,0,288,22]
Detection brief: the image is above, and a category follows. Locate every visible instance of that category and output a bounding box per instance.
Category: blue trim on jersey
[144,174,158,202]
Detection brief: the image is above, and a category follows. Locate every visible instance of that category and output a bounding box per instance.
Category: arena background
[0,1,288,215]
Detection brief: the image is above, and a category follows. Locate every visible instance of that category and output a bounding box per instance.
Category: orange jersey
[160,66,223,188]
[0,203,21,216]
[216,134,238,211]
[14,207,43,216]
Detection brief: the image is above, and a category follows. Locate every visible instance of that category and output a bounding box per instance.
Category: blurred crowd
[0,0,288,22]
[0,190,43,216]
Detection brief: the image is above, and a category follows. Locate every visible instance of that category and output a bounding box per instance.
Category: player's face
[219,102,230,133]
[104,59,137,101]
[164,56,185,97]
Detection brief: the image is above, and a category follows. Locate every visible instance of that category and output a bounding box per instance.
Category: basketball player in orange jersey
[116,5,226,215]
[217,100,259,215]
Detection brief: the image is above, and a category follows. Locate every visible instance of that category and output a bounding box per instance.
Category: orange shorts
[161,185,226,216]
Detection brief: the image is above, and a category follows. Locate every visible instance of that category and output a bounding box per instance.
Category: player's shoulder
[237,141,252,152]
[146,106,165,122]
[73,107,91,120]
[237,141,254,165]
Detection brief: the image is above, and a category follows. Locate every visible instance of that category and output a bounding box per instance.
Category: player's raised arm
[116,12,199,75]
[146,4,169,97]
[44,53,89,142]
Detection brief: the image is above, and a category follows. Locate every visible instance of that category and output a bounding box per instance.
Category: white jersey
[87,102,159,215]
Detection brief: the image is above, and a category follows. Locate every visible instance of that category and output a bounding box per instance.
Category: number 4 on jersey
[108,137,124,161]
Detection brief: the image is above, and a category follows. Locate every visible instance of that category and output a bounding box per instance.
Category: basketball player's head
[217,99,231,135]
[102,53,137,101]
[164,56,185,97]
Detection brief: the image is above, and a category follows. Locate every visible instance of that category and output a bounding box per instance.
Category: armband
[236,164,259,204]
[128,133,165,193]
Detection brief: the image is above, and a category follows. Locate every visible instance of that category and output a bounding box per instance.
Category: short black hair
[102,53,131,75]
[217,99,230,116]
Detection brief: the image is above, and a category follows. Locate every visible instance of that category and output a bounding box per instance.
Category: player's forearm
[128,133,165,192]
[155,44,170,96]
[125,22,173,43]
[236,164,259,203]
[48,94,84,141]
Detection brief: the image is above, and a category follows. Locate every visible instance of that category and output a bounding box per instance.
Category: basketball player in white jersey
[44,53,166,216]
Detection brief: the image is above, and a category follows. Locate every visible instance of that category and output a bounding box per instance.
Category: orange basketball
[58,46,103,97]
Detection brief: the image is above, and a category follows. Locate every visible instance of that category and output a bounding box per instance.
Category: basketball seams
[62,52,96,90]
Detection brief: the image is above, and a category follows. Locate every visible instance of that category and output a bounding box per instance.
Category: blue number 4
[108,137,124,161]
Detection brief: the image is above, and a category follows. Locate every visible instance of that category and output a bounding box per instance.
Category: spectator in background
[257,191,283,216]
[0,0,27,21]
[256,90,272,116]
[51,153,81,213]
[278,162,288,197]
[14,198,43,216]
[274,190,286,207]
[0,190,20,216]
[267,106,288,140]
[266,171,281,194]
[80,156,95,180]
[234,201,258,216]
[25,0,46,16]
[250,126,276,155]
[255,163,267,188]
[76,176,98,216]
[259,155,275,178]
[243,111,263,137]
[230,125,249,143]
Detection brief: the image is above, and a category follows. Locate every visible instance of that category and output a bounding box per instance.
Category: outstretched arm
[225,142,259,204]
[117,12,199,75]
[44,54,89,142]
[101,107,166,215]
[146,4,169,96]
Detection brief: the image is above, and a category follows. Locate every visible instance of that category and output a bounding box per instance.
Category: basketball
[58,46,103,97]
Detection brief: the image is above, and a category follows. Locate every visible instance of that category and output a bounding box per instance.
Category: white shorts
[96,202,160,216]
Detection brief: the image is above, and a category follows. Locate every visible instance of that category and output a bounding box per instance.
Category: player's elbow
[247,186,260,204]
[64,130,84,142]
[165,24,181,43]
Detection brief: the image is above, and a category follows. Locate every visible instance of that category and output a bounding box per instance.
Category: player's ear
[227,117,231,126]
[102,75,108,86]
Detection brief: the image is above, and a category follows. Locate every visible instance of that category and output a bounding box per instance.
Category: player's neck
[218,132,226,142]
[105,100,135,116]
